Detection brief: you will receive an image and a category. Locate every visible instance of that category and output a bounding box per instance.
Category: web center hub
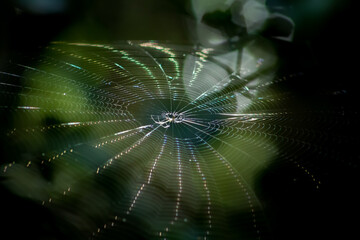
[152,112,185,128]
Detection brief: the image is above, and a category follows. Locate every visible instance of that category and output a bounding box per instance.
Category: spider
[151,112,185,128]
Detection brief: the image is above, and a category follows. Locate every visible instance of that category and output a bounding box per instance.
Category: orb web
[0,41,352,240]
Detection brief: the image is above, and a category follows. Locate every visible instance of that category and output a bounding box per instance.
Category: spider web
[0,41,353,240]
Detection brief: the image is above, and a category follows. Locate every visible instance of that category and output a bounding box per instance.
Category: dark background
[1,0,358,239]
